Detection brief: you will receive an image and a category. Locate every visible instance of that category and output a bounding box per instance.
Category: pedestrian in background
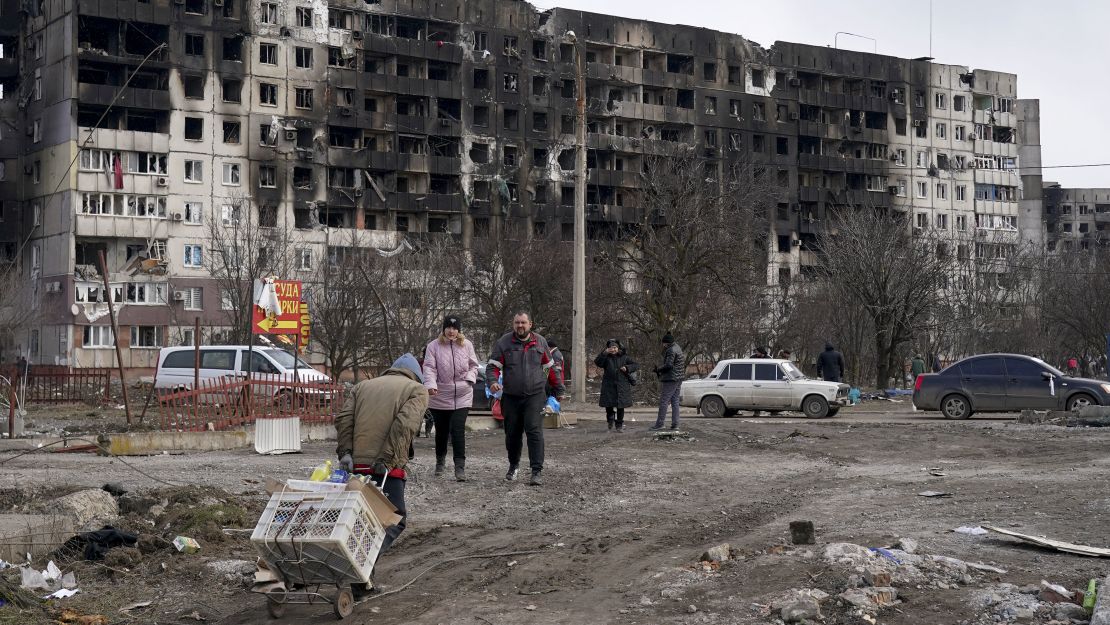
[817,342,845,383]
[423,315,480,482]
[546,339,566,398]
[595,339,638,432]
[751,346,770,358]
[911,354,927,381]
[487,312,564,486]
[777,349,792,361]
[651,333,685,431]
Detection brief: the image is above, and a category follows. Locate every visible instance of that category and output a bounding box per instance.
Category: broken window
[185,33,204,56]
[429,175,458,194]
[703,96,717,115]
[956,185,967,201]
[752,102,765,121]
[532,39,546,60]
[437,98,461,120]
[181,74,204,99]
[503,36,518,56]
[259,42,277,65]
[473,105,489,127]
[776,137,789,155]
[259,82,277,106]
[258,166,276,188]
[395,96,424,116]
[503,108,519,131]
[502,145,518,166]
[184,0,206,15]
[703,62,716,81]
[728,132,742,152]
[473,68,489,90]
[292,167,312,189]
[295,47,312,68]
[935,92,946,110]
[329,126,358,148]
[776,104,789,122]
[184,160,203,183]
[936,183,948,200]
[532,75,548,96]
[676,89,694,109]
[953,95,965,112]
[184,117,203,140]
[328,47,354,68]
[935,122,946,139]
[259,2,277,24]
[895,117,906,136]
[703,129,717,147]
[222,162,241,186]
[296,7,312,27]
[751,68,765,88]
[532,111,548,132]
[474,31,488,51]
[222,78,241,103]
[913,91,925,108]
[328,9,353,29]
[752,134,765,152]
[503,72,518,92]
[258,124,276,146]
[666,54,693,75]
[428,61,453,81]
[222,121,240,144]
[222,36,242,61]
[328,167,355,188]
[295,87,313,109]
[915,120,927,138]
[561,79,575,99]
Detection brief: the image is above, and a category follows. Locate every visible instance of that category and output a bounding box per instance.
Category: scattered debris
[57,526,138,561]
[840,586,899,608]
[56,608,109,625]
[44,587,80,599]
[118,600,153,614]
[893,537,918,554]
[652,430,693,442]
[984,525,1110,557]
[917,490,952,498]
[173,536,201,554]
[789,521,815,545]
[953,526,988,536]
[700,543,730,563]
[1038,579,1073,603]
[781,597,821,622]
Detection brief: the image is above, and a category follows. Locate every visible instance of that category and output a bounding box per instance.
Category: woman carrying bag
[595,339,639,432]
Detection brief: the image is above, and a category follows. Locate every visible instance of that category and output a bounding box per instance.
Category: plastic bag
[545,396,561,414]
[492,399,503,421]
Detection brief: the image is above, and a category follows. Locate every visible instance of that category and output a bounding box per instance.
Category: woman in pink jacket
[422,315,480,481]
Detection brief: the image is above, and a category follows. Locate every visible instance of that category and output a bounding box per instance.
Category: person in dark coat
[595,339,638,432]
[816,342,845,382]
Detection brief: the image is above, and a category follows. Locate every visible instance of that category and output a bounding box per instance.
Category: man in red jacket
[487,312,564,486]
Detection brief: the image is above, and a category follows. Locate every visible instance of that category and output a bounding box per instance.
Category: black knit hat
[662,333,674,344]
[606,338,619,348]
[443,315,461,331]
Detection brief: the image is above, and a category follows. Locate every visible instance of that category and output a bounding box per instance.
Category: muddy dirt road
[5,412,1110,625]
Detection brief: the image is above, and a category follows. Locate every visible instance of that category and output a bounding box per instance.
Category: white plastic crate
[251,490,387,585]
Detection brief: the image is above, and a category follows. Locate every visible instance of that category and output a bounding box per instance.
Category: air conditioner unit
[171,212,183,221]
[353,187,363,197]
[173,291,187,301]
[789,111,799,121]
[284,129,296,141]
[352,31,363,40]
[339,107,352,116]
[157,176,168,186]
[788,77,800,87]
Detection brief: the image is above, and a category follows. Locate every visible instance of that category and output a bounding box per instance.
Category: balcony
[78,0,173,24]
[78,83,171,110]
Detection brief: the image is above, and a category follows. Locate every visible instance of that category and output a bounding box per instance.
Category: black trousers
[501,393,546,472]
[605,406,625,426]
[430,407,468,463]
[368,473,406,554]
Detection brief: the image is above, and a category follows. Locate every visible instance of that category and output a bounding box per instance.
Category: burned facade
[1043,184,1110,252]
[1,0,1043,367]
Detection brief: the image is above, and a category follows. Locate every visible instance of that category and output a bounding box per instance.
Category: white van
[155,346,332,402]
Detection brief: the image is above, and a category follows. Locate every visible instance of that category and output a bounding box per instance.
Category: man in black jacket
[652,334,685,430]
[487,312,564,486]
[816,343,845,382]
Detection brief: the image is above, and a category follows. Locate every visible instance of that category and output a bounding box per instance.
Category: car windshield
[263,349,313,370]
[780,362,805,380]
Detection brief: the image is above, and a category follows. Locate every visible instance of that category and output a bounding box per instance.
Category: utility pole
[571,32,587,404]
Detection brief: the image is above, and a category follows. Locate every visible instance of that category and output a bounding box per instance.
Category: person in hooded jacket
[816,343,845,382]
[422,315,480,481]
[595,339,639,432]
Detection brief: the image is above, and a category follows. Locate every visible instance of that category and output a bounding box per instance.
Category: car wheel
[802,395,829,418]
[699,396,726,418]
[1067,393,1097,412]
[940,394,972,419]
[724,409,739,417]
[826,407,840,418]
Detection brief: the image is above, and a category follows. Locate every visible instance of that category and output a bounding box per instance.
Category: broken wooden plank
[983,525,1110,558]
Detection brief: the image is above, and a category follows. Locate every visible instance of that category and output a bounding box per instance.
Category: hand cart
[251,477,388,620]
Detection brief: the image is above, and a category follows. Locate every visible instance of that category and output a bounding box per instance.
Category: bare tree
[592,150,777,366]
[0,266,37,362]
[816,208,955,388]
[204,200,301,343]
[1038,248,1110,363]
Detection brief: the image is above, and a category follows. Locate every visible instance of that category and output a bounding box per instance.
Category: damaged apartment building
[1042,183,1110,252]
[1,0,1043,367]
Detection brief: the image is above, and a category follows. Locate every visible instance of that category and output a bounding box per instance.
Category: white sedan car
[680,358,850,418]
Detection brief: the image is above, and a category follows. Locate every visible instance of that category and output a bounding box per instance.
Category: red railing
[154,375,345,432]
[0,366,111,405]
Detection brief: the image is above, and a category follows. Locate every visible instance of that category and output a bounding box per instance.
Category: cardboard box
[543,411,576,429]
[173,536,200,553]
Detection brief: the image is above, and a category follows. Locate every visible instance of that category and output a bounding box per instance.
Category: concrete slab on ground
[0,513,75,562]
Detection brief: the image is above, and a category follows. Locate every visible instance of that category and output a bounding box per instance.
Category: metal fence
[154,375,345,432]
[0,366,112,405]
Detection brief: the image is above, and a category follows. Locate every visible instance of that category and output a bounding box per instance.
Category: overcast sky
[542,0,1109,188]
